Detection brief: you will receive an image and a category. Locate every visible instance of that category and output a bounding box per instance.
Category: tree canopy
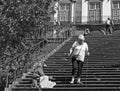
[0,0,54,58]
[0,0,55,90]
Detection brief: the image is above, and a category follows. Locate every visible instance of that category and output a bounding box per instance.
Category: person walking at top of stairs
[105,17,114,35]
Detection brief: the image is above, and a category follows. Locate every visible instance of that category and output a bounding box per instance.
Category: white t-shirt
[106,20,111,25]
[70,41,88,62]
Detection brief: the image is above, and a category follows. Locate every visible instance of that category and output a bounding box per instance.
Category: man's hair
[78,35,85,41]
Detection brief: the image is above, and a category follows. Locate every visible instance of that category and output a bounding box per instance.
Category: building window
[90,3,96,10]
[89,2,100,10]
[113,1,120,9]
[112,1,120,23]
[59,3,70,21]
[89,2,101,23]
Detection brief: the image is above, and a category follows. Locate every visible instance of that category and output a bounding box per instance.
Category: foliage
[0,0,55,89]
[0,0,53,58]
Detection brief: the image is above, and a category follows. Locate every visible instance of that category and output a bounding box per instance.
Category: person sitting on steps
[31,61,56,88]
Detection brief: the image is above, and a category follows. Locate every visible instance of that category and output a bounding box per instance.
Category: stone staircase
[43,32,120,91]
[11,31,120,91]
[11,73,40,91]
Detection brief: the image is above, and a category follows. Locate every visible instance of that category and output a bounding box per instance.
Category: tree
[0,0,54,89]
[0,0,53,57]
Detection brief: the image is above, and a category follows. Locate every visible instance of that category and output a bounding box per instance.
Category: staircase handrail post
[6,64,10,89]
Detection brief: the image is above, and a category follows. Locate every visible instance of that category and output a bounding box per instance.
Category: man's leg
[109,26,113,35]
[70,57,77,83]
[101,28,106,35]
[77,61,84,84]
[106,26,109,35]
[108,26,113,35]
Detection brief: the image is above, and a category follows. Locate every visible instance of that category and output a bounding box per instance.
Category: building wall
[75,0,82,23]
[53,0,116,24]
[54,1,59,22]
[81,0,112,23]
[71,3,75,22]
[102,0,111,22]
[82,0,88,23]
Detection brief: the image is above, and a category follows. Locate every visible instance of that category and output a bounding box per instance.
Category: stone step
[42,87,119,91]
[25,74,120,80]
[50,74,120,78]
[52,78,120,83]
[44,70,119,74]
[45,62,119,65]
[54,83,119,91]
[14,81,120,90]
[44,67,119,70]
[47,56,120,59]
[49,59,120,62]
[21,78,32,81]
[45,72,120,76]
[44,71,120,76]
[45,61,120,64]
[55,83,120,87]
[44,64,120,68]
[52,76,120,81]
[12,87,39,91]
[19,80,32,84]
[14,84,34,87]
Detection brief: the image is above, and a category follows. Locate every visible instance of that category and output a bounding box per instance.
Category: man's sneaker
[69,80,74,84]
[76,81,83,85]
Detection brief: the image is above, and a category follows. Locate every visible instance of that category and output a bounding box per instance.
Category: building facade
[53,0,120,24]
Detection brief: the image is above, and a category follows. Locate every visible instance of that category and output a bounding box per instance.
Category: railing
[2,22,73,90]
[74,16,120,24]
[4,40,46,88]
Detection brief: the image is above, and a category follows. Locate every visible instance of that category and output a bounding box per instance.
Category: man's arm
[111,20,114,26]
[85,43,90,56]
[69,41,77,55]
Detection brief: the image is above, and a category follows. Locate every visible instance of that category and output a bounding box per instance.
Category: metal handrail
[4,22,73,90]
[4,39,46,88]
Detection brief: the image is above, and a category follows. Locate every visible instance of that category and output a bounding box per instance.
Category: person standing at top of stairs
[69,35,90,84]
[105,17,114,35]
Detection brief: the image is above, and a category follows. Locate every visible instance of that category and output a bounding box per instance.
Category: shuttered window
[75,0,82,23]
[113,1,120,9]
[59,3,70,21]
[112,1,120,23]
[89,2,101,23]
